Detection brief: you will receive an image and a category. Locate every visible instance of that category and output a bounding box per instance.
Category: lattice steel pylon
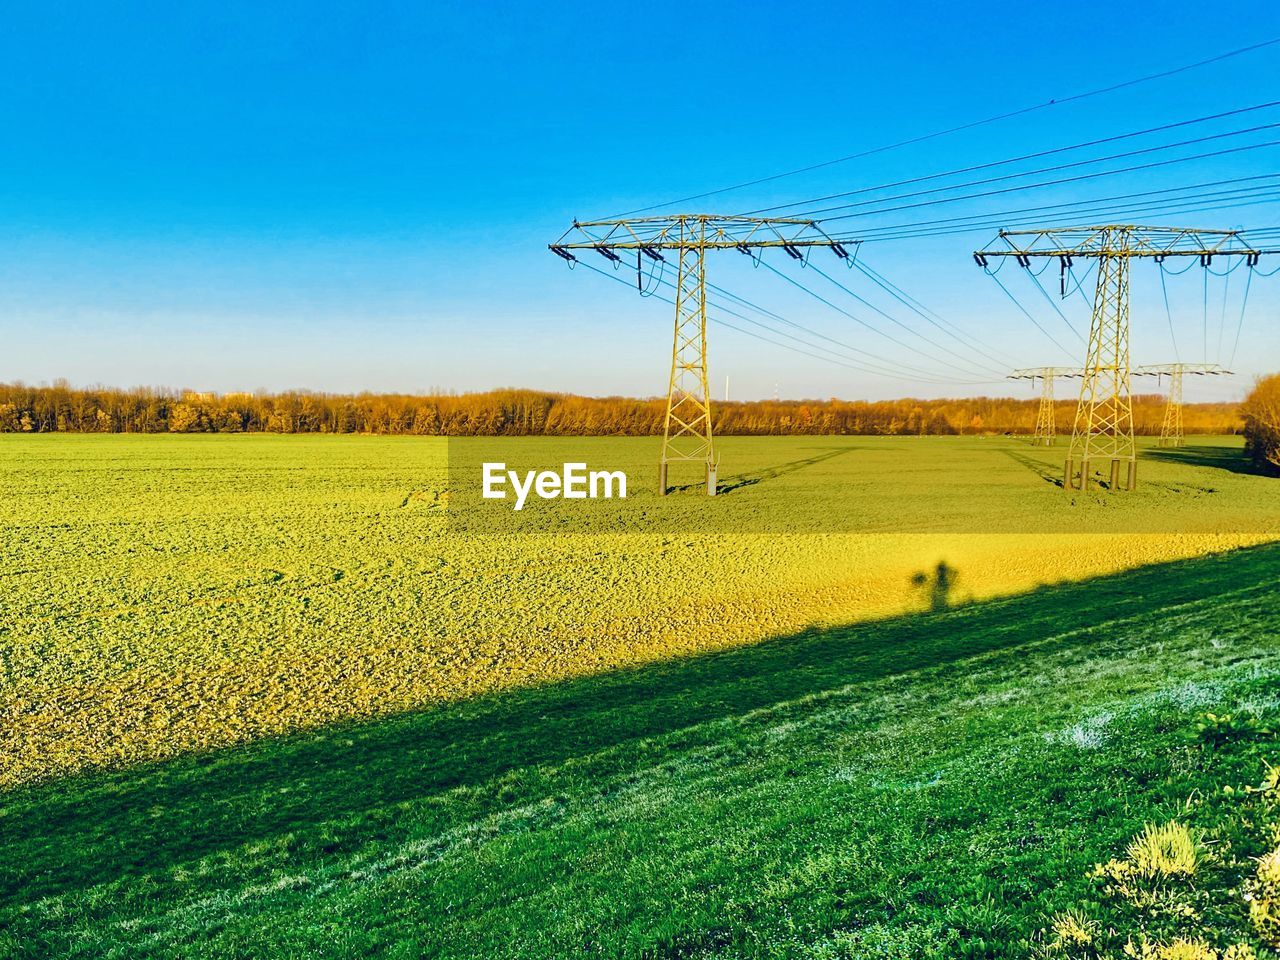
[1008,367,1084,445]
[663,222,713,490]
[1134,362,1232,448]
[552,215,852,494]
[976,226,1271,492]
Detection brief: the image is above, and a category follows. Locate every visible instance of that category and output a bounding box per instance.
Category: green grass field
[4,545,1280,958]
[447,433,1280,534]
[2,434,1278,957]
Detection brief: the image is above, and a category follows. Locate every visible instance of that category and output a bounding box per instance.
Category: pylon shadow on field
[1143,444,1269,477]
[9,543,1280,904]
[1001,447,1064,488]
[708,446,856,495]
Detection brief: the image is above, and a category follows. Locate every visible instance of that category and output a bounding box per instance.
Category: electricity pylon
[551,215,852,495]
[975,226,1270,492]
[1134,362,1232,448]
[1008,367,1084,445]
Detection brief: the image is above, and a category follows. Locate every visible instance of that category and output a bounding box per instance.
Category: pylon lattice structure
[1008,367,1084,445]
[1133,362,1232,448]
[552,215,852,494]
[976,226,1272,492]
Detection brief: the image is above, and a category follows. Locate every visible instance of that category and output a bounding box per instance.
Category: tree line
[1242,373,1280,473]
[0,381,1248,437]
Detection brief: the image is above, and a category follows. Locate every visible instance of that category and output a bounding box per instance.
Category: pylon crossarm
[975,225,1280,260]
[552,215,852,253]
[1008,366,1085,380]
[1134,363,1233,376]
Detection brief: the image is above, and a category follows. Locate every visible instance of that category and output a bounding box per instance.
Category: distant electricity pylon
[1008,367,1084,445]
[551,216,852,495]
[1134,362,1232,448]
[976,226,1272,492]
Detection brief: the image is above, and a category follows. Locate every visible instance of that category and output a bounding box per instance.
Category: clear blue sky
[2,1,1278,401]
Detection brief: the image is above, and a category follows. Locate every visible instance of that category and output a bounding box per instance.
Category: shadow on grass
[4,542,1280,904]
[668,446,856,495]
[1000,447,1065,488]
[1143,444,1269,477]
[910,560,961,612]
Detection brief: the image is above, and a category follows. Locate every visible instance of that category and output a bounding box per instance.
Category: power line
[1019,261,1088,343]
[817,139,1280,233]
[1229,263,1255,369]
[690,264,987,380]
[757,258,1002,380]
[1203,265,1210,361]
[800,259,1008,377]
[700,278,949,377]
[790,122,1280,223]
[602,37,1280,218]
[831,190,1280,250]
[1158,262,1181,363]
[848,258,1023,370]
[875,193,1280,244]
[573,258,892,375]
[738,100,1280,218]
[700,277,962,380]
[583,195,1280,388]
[982,261,1079,361]
[573,259,998,386]
[570,253,990,383]
[1216,259,1232,362]
[844,174,1280,241]
[847,180,1280,244]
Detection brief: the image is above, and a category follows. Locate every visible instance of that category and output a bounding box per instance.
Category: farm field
[3,541,1280,957]
[2,433,1278,789]
[448,433,1280,534]
[12,7,1280,959]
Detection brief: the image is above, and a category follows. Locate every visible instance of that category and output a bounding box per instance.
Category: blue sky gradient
[2,2,1278,401]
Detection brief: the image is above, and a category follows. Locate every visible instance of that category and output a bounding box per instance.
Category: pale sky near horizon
[2,2,1278,403]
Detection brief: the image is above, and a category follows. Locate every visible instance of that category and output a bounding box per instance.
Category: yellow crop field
[1,433,1275,789]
